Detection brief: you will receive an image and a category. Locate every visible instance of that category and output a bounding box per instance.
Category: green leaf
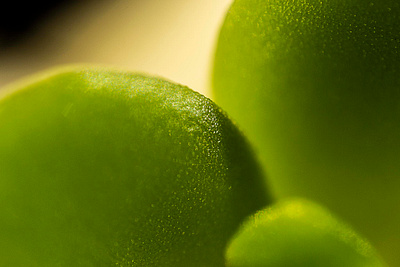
[212,1,400,264]
[0,66,271,266]
[226,199,386,267]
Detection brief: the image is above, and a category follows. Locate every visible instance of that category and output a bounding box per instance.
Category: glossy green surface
[0,66,270,266]
[212,0,400,264]
[226,199,386,267]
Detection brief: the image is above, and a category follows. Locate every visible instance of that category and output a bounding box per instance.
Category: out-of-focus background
[0,0,233,97]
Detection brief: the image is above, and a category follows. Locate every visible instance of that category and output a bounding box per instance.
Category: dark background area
[1,1,80,47]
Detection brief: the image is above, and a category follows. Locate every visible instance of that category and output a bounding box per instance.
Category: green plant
[226,199,385,267]
[1,0,396,265]
[0,66,270,266]
[212,0,400,264]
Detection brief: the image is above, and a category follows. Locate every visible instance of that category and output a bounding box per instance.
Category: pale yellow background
[0,0,233,97]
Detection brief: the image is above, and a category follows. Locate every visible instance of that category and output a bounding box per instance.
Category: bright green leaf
[0,66,271,266]
[226,199,386,267]
[212,1,400,264]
